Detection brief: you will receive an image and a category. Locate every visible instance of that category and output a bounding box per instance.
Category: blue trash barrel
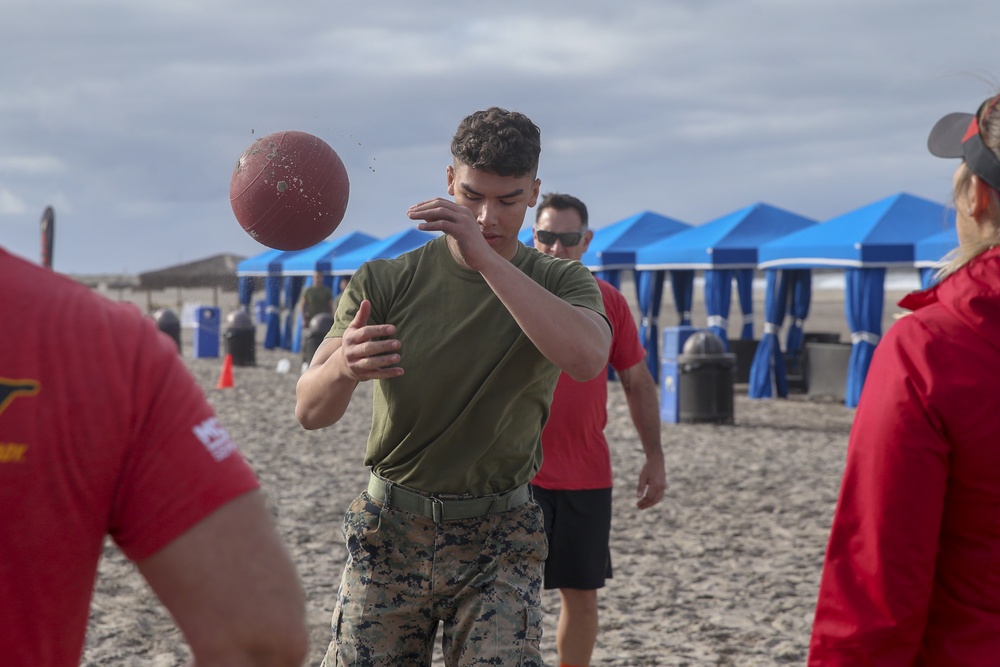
[193,306,221,359]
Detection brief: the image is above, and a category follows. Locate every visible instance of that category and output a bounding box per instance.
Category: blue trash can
[193,306,221,358]
[660,359,680,423]
[660,326,702,423]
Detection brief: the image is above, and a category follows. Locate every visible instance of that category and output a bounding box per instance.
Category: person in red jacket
[809,92,1000,665]
[530,192,666,667]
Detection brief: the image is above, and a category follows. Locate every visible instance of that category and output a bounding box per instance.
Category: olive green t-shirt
[329,235,607,495]
[301,284,333,322]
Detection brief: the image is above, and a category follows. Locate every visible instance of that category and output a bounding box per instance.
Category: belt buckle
[430,496,445,523]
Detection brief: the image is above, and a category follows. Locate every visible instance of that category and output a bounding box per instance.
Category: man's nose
[545,240,567,258]
[477,202,499,226]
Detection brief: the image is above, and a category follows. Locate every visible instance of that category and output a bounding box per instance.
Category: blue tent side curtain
[784,269,812,370]
[747,269,790,399]
[636,269,666,380]
[735,269,754,340]
[703,269,755,347]
[634,268,691,385]
[670,270,694,326]
[263,275,282,350]
[704,269,734,348]
[281,276,306,351]
[238,276,256,310]
[845,267,885,408]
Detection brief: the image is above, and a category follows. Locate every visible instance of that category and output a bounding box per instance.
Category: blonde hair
[937,92,1000,279]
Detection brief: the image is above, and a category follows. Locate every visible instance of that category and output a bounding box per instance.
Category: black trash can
[153,308,181,352]
[303,313,334,366]
[677,331,736,424]
[224,310,256,367]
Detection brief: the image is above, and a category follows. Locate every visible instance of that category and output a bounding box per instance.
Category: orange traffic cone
[216,354,234,389]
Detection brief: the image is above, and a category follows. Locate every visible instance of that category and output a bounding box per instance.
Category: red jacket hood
[899,246,1000,352]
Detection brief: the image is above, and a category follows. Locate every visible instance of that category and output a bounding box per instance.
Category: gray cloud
[1,0,996,272]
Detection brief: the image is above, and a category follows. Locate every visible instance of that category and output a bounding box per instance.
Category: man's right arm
[136,491,308,667]
[295,299,402,429]
[295,338,358,428]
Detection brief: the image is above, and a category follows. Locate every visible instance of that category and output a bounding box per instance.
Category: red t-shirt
[0,249,260,666]
[533,278,646,490]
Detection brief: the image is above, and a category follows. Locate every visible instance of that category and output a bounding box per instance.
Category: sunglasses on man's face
[534,229,584,247]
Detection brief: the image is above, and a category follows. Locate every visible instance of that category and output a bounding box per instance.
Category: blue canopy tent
[521,211,691,380]
[583,211,694,353]
[757,192,956,406]
[585,211,690,295]
[590,212,693,381]
[328,228,438,276]
[634,203,817,378]
[236,248,303,349]
[251,228,433,353]
[280,231,381,277]
[915,226,959,288]
[520,210,691,288]
[278,231,381,352]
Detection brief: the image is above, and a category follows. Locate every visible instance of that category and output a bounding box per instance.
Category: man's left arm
[618,359,666,509]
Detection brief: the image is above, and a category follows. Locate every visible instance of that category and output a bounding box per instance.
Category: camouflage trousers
[322,490,548,667]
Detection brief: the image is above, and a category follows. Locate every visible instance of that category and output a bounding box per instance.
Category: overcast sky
[2,0,998,274]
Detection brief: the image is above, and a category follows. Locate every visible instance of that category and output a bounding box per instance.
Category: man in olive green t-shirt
[300,270,333,326]
[295,107,611,667]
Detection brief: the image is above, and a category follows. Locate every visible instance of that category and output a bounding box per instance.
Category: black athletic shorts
[531,485,613,590]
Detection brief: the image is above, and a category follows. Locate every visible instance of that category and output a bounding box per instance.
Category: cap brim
[928,112,974,158]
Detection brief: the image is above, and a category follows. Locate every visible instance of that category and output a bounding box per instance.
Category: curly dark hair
[450,107,541,178]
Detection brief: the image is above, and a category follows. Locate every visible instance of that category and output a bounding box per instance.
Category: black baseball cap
[927,98,1000,192]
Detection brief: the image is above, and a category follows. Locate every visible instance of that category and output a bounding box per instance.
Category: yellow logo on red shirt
[0,443,28,462]
[0,378,39,416]
[0,378,40,464]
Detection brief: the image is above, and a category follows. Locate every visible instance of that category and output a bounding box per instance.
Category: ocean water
[692,269,923,293]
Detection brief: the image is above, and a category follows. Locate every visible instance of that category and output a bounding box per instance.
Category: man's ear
[527,178,541,207]
[446,165,456,196]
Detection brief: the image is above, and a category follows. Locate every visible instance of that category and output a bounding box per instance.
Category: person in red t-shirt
[0,247,308,667]
[530,193,667,667]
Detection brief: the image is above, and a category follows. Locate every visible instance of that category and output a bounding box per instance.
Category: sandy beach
[80,277,918,666]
